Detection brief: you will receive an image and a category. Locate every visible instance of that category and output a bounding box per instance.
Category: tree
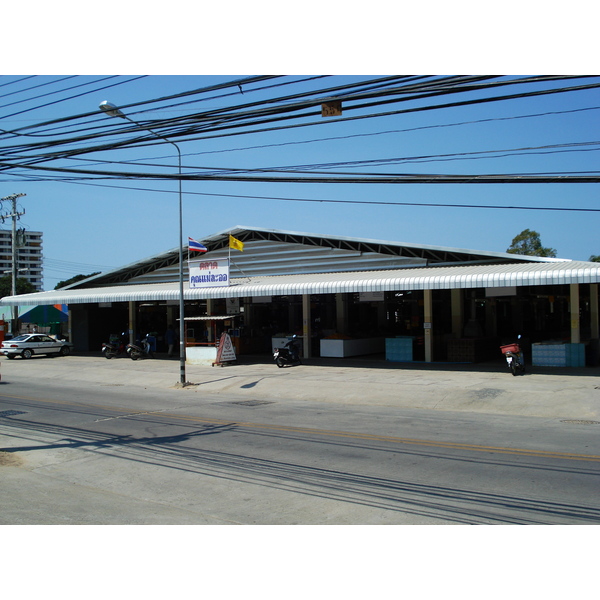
[506,229,557,257]
[55,272,100,290]
[0,275,36,298]
[589,255,600,263]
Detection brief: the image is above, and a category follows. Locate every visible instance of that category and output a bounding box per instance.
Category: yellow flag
[229,234,244,252]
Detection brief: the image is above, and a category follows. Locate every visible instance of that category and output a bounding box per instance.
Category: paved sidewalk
[2,353,599,420]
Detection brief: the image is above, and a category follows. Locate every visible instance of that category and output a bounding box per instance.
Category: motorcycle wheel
[130,350,141,361]
[510,361,518,376]
[103,349,115,359]
[276,357,285,368]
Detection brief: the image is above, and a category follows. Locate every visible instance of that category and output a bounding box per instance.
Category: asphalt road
[1,368,599,525]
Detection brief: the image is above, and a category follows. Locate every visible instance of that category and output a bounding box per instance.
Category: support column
[206,299,214,343]
[302,294,311,359]
[128,301,136,344]
[67,309,73,347]
[336,293,348,334]
[451,289,463,338]
[166,305,176,330]
[485,298,496,338]
[570,283,580,344]
[590,284,599,340]
[424,289,433,362]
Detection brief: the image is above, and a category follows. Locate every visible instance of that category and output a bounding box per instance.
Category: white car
[1,334,72,359]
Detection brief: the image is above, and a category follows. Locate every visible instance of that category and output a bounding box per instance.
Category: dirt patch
[0,451,23,467]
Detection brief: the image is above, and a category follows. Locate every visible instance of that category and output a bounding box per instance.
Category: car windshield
[11,335,30,341]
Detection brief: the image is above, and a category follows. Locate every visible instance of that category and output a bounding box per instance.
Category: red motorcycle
[500,335,525,376]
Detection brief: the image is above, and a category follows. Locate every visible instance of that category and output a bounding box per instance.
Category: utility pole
[1,193,26,335]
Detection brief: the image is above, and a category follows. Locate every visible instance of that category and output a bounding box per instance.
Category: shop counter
[186,345,217,366]
[320,337,384,358]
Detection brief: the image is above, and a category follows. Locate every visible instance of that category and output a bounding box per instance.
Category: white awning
[2,261,599,306]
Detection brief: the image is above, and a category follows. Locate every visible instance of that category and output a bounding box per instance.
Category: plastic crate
[500,343,520,354]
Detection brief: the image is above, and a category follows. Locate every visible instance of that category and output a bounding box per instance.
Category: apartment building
[0,229,43,291]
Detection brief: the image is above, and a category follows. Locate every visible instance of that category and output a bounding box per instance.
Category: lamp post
[99,101,187,385]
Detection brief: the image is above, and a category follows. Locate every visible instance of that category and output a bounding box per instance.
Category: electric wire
[0,75,598,187]
[0,75,148,125]
[168,106,600,159]
[0,75,78,103]
[3,77,598,171]
[0,75,583,145]
[0,76,36,90]
[37,139,599,178]
[20,76,587,161]
[24,104,597,173]
[6,175,600,213]
[0,75,283,137]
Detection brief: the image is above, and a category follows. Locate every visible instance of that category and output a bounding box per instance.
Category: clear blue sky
[2,8,598,291]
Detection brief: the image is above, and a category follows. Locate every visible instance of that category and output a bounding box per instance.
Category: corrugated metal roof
[4,260,599,306]
[65,225,559,288]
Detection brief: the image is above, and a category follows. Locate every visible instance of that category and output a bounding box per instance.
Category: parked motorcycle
[273,335,302,368]
[102,333,127,359]
[127,334,154,360]
[500,335,525,376]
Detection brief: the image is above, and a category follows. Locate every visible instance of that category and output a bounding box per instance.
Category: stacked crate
[386,337,414,362]
[531,343,585,367]
[566,343,586,367]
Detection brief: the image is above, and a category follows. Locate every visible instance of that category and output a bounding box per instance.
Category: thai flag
[188,237,208,252]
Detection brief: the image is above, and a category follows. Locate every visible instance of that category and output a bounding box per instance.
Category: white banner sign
[189,258,230,288]
[359,291,384,302]
[485,287,517,297]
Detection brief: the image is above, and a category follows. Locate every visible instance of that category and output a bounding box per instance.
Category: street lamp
[99,101,187,385]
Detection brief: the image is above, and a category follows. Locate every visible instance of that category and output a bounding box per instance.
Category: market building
[2,226,599,367]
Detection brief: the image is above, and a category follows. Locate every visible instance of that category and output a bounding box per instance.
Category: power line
[1,75,598,187]
[0,76,36,91]
[5,79,600,171]
[1,76,592,148]
[43,257,115,271]
[0,75,148,129]
[0,75,79,105]
[10,176,600,213]
[167,106,600,159]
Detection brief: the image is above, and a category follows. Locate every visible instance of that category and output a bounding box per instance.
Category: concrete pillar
[451,289,463,338]
[485,297,496,338]
[424,289,433,362]
[302,294,311,359]
[67,309,73,346]
[336,293,348,334]
[377,299,386,330]
[166,305,176,330]
[570,283,580,344]
[128,301,136,344]
[206,299,214,342]
[590,284,599,340]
